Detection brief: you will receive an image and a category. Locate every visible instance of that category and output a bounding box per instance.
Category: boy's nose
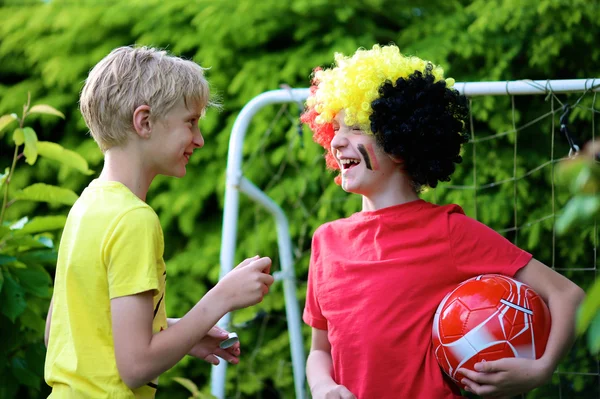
[330,133,348,151]
[194,131,204,148]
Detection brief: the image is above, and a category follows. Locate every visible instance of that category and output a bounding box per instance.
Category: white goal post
[211,79,600,399]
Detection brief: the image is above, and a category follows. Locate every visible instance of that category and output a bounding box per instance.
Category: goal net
[213,79,599,399]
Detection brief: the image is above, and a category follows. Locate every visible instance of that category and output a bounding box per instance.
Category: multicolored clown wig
[301,44,469,189]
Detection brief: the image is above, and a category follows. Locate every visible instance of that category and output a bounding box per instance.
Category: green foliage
[0,97,90,398]
[556,145,600,355]
[1,0,599,398]
[173,377,217,399]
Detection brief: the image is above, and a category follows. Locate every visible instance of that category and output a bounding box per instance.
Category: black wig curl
[369,64,469,190]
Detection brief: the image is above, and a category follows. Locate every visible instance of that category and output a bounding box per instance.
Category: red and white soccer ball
[432,274,551,389]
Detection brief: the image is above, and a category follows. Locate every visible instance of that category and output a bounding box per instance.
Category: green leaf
[0,275,27,322]
[10,217,29,230]
[37,141,94,175]
[576,277,600,335]
[0,225,11,240]
[587,310,600,354]
[21,127,39,165]
[0,114,17,138]
[555,195,600,235]
[13,128,24,146]
[19,306,44,334]
[0,314,18,353]
[0,270,4,294]
[25,342,47,377]
[13,183,79,206]
[172,377,200,396]
[37,236,54,249]
[16,249,58,265]
[28,104,65,119]
[0,255,17,266]
[12,267,51,298]
[17,215,67,234]
[0,167,9,189]
[11,357,40,388]
[0,372,18,399]
[557,158,600,195]
[3,235,53,251]
[556,158,585,187]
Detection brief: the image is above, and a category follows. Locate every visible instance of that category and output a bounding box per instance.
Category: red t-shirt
[303,199,532,399]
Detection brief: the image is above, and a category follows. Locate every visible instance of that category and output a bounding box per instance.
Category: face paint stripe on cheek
[357,144,372,170]
[365,143,380,170]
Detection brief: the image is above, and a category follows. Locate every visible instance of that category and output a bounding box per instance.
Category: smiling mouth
[340,158,360,170]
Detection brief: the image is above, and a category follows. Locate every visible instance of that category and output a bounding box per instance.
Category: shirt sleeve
[103,207,162,299]
[448,211,533,281]
[303,227,328,330]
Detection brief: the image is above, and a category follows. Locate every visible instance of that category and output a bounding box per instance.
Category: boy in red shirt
[301,44,585,399]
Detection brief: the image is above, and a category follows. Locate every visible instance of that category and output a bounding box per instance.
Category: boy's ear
[133,105,152,138]
[388,154,404,164]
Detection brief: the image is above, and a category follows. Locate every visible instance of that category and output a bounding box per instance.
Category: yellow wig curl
[308,44,453,132]
[301,44,456,173]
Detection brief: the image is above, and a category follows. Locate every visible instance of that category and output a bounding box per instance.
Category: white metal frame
[211,79,599,399]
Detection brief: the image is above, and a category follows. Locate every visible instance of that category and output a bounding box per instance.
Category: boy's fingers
[207,326,229,338]
[458,368,496,385]
[214,348,239,364]
[258,273,275,286]
[249,257,272,272]
[214,325,228,334]
[225,342,240,354]
[225,342,241,354]
[259,257,271,274]
[458,368,480,381]
[474,358,509,372]
[205,354,220,365]
[460,377,481,393]
[237,255,260,268]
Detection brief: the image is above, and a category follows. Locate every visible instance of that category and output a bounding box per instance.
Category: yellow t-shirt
[45,180,167,398]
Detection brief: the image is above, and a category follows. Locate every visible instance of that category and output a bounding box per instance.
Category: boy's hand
[312,381,356,399]
[459,357,552,397]
[187,325,241,366]
[216,255,274,312]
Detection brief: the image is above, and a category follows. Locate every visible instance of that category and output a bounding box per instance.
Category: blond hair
[80,46,216,151]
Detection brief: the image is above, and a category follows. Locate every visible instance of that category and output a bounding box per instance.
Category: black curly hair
[370,63,469,191]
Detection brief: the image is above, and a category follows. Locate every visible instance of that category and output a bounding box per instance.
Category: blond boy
[44,46,274,398]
